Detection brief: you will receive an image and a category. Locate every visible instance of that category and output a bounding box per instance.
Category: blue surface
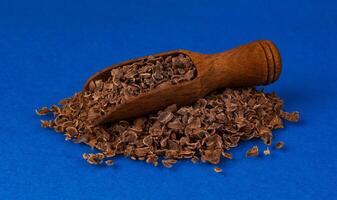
[1,0,336,199]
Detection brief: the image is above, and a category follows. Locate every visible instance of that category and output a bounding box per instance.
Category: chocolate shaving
[162,159,177,168]
[263,147,271,155]
[222,152,233,160]
[40,120,51,128]
[36,107,50,116]
[246,146,259,157]
[280,111,299,122]
[275,141,285,149]
[82,153,106,165]
[105,160,114,166]
[214,167,222,173]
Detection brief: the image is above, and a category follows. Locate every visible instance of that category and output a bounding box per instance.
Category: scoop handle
[194,40,281,92]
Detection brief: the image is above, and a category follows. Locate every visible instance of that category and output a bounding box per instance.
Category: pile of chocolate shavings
[37,87,299,167]
[85,54,196,122]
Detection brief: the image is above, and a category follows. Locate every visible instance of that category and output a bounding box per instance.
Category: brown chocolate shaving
[214,167,222,173]
[280,111,299,122]
[246,146,259,157]
[40,120,51,128]
[105,160,114,166]
[82,153,106,165]
[263,147,271,155]
[36,107,50,116]
[275,141,285,149]
[162,159,177,168]
[222,152,233,160]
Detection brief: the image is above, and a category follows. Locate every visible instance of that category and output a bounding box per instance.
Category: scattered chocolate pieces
[222,152,233,160]
[246,146,259,157]
[280,111,299,122]
[40,120,51,128]
[263,147,271,155]
[162,159,177,168]
[105,160,114,166]
[82,153,106,165]
[84,54,196,122]
[214,167,222,173]
[36,107,50,116]
[37,72,299,168]
[275,141,285,149]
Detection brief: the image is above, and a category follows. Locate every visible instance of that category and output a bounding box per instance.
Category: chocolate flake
[246,146,259,157]
[263,147,271,155]
[82,153,106,165]
[40,120,50,128]
[65,127,78,136]
[214,167,222,173]
[222,152,233,160]
[162,159,177,168]
[36,107,50,116]
[280,111,299,122]
[275,141,285,149]
[105,160,114,166]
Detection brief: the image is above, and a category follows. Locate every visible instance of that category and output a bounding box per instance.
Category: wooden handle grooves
[258,40,282,84]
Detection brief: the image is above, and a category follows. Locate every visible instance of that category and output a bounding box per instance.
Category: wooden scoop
[84,40,281,124]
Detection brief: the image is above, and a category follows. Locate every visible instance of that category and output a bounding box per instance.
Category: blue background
[1,0,336,199]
